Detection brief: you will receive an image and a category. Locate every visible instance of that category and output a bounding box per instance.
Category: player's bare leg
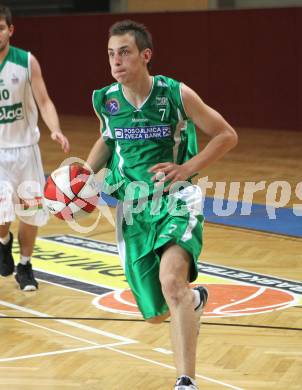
[0,222,10,238]
[18,221,38,257]
[160,244,197,379]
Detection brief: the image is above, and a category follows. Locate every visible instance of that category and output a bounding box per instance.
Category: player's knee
[160,274,186,305]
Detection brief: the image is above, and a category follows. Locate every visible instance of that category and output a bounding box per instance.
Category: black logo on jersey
[0,103,24,123]
[105,98,120,115]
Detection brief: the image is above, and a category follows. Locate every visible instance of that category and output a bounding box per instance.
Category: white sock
[0,233,10,245]
[192,289,201,310]
[19,256,31,265]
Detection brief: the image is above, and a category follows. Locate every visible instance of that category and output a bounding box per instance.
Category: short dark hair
[109,20,153,69]
[0,4,12,26]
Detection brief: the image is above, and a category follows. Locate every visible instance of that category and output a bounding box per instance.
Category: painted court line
[0,299,135,344]
[152,347,173,355]
[0,344,123,363]
[0,299,242,389]
[15,317,103,346]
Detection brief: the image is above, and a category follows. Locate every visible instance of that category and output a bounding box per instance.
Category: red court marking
[93,284,296,318]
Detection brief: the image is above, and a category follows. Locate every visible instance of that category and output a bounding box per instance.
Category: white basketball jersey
[0,45,39,148]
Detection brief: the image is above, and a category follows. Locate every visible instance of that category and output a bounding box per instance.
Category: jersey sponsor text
[115,125,171,140]
[0,102,24,123]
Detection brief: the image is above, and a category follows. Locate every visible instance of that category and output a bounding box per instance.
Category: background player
[87,20,237,390]
[0,4,69,291]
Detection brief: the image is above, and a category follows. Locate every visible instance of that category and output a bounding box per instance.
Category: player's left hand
[51,131,70,153]
[149,162,191,192]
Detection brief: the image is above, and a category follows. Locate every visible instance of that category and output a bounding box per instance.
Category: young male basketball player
[0,5,69,291]
[87,20,237,389]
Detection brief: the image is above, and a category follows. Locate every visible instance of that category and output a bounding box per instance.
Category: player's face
[108,33,151,84]
[0,18,13,52]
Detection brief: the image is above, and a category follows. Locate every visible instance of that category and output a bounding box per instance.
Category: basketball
[43,165,99,221]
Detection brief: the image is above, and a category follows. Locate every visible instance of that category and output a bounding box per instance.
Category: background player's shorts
[116,185,204,319]
[0,144,49,226]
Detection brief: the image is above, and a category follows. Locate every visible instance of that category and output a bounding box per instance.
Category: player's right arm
[89,89,114,173]
[86,131,112,174]
[30,54,70,153]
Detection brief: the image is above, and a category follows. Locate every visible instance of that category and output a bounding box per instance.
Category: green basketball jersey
[0,46,39,148]
[92,75,198,200]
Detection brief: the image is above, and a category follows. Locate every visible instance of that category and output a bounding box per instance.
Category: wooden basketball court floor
[0,116,301,390]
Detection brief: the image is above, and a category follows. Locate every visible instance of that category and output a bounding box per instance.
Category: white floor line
[14,317,103,346]
[0,342,128,363]
[152,347,173,355]
[107,347,244,390]
[0,299,243,390]
[0,299,136,344]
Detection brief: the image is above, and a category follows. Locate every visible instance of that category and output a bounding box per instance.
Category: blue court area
[99,194,302,238]
[44,174,301,238]
[202,197,301,238]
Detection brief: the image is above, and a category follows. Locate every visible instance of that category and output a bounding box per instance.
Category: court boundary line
[0,343,125,363]
[0,316,301,331]
[1,312,103,346]
[0,300,135,343]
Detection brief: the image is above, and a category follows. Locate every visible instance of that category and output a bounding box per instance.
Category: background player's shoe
[174,375,198,389]
[0,232,15,276]
[194,285,208,333]
[15,263,38,291]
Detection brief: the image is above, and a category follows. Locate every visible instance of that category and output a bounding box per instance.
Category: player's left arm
[30,55,70,153]
[150,83,238,188]
[180,83,238,174]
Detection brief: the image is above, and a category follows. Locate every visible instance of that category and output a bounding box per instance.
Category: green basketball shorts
[116,185,204,319]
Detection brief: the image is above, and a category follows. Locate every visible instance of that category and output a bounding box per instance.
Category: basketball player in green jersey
[0,5,70,291]
[87,20,237,390]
